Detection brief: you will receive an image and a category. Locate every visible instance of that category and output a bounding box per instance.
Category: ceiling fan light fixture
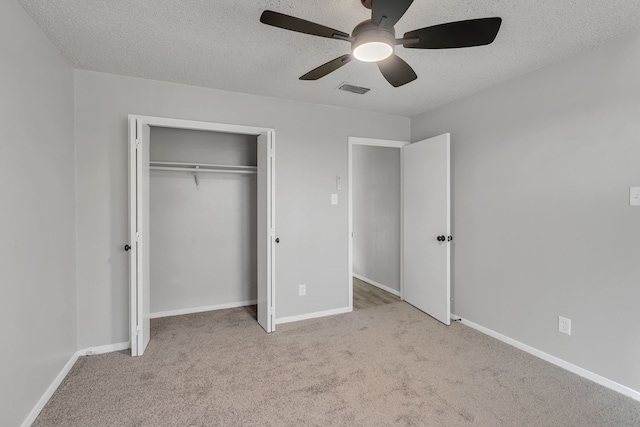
[351,21,396,63]
[353,41,393,62]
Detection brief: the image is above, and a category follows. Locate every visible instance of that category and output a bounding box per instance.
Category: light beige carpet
[34,302,640,426]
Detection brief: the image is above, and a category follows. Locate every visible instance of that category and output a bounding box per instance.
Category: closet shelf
[150,161,257,175]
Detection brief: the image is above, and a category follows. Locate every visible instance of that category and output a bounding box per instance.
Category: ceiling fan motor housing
[351,20,396,62]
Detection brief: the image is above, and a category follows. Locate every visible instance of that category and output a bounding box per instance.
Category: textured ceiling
[17,0,640,117]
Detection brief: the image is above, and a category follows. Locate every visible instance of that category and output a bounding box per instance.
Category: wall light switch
[630,187,640,206]
[331,194,338,205]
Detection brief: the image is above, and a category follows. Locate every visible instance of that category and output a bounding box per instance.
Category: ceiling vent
[337,83,370,95]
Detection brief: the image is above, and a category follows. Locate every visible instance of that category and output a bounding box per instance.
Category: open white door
[402,134,451,325]
[129,117,151,356]
[257,131,275,332]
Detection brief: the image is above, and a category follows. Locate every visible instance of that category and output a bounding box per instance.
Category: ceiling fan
[260,0,502,87]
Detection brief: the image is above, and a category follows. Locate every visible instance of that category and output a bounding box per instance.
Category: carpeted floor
[34,302,640,426]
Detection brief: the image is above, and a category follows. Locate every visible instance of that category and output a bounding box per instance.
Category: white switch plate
[299,284,306,296]
[331,194,338,205]
[630,187,640,206]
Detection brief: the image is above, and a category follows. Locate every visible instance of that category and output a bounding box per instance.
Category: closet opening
[149,127,258,321]
[128,115,275,356]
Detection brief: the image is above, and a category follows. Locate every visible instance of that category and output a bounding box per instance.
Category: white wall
[149,128,257,314]
[352,145,401,292]
[0,1,76,426]
[74,70,410,347]
[411,31,640,392]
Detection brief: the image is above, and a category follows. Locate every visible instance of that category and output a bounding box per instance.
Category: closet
[149,127,258,318]
[128,115,275,356]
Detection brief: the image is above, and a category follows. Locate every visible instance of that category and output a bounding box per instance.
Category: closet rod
[150,161,257,171]
[150,166,257,175]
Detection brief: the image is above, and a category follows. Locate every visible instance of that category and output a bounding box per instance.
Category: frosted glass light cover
[353,41,393,62]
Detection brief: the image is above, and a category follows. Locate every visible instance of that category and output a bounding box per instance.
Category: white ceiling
[17,0,640,117]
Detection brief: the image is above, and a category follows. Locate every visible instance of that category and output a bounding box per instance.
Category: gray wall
[74,70,410,347]
[0,1,76,426]
[150,127,257,166]
[149,128,257,314]
[352,145,401,292]
[411,31,640,392]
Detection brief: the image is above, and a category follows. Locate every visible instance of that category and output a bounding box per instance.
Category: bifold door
[257,132,275,333]
[402,134,451,325]
[129,117,151,356]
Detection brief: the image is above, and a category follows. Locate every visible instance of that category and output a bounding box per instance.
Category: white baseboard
[454,314,640,402]
[353,273,401,297]
[21,340,131,427]
[275,306,351,325]
[21,351,81,427]
[150,300,257,319]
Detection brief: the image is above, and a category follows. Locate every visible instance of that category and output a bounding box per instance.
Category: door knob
[437,235,445,242]
[275,238,280,243]
[447,236,453,242]
[124,244,131,251]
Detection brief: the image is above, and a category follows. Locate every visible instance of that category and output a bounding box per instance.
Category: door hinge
[270,228,275,237]
[135,138,141,148]
[269,307,274,316]
[136,232,141,242]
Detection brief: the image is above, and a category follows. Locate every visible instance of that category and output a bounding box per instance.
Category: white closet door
[402,133,451,325]
[257,132,274,332]
[129,118,151,356]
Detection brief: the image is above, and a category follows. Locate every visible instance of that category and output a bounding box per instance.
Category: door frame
[347,137,410,310]
[128,114,276,356]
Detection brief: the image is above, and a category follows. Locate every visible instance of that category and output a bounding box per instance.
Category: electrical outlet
[86,348,95,356]
[558,316,571,336]
[299,284,306,296]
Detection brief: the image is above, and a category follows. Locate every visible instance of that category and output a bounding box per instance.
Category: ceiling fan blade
[371,0,414,29]
[377,54,417,87]
[260,10,350,40]
[403,17,502,49]
[300,54,353,80]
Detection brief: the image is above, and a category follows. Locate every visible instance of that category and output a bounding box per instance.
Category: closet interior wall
[149,127,258,317]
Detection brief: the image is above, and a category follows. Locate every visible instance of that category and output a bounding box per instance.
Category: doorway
[348,135,451,323]
[148,127,258,318]
[128,115,276,356]
[348,137,408,309]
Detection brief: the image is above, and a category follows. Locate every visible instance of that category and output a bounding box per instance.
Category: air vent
[337,83,370,95]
